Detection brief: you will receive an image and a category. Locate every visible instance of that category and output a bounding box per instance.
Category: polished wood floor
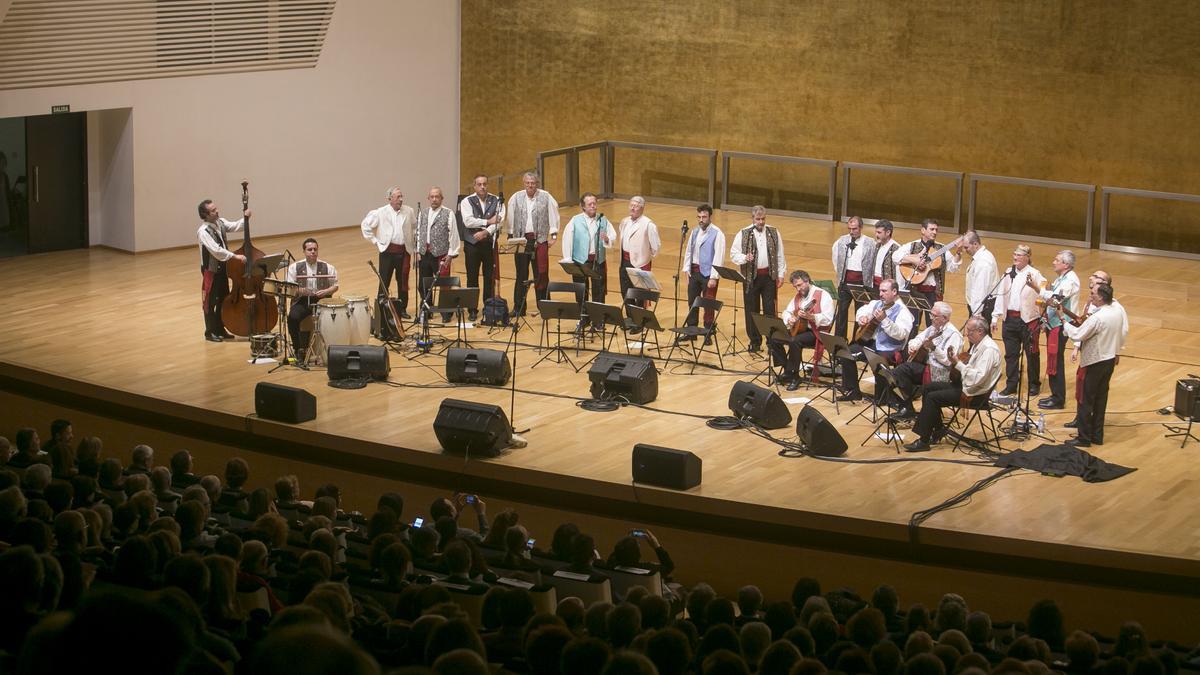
[2,200,1198,583]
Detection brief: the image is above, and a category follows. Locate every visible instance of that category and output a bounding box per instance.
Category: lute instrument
[788,293,819,336]
[898,235,965,286]
[853,300,895,343]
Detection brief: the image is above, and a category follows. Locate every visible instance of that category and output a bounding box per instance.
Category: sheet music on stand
[626,268,660,292]
[847,284,877,305]
[714,265,746,285]
[497,239,526,255]
[899,291,933,314]
[254,253,287,277]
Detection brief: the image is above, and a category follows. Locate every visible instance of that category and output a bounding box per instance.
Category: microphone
[285,248,295,262]
[682,219,689,234]
[1008,264,1017,279]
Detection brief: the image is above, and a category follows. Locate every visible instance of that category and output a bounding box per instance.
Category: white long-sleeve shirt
[197,218,244,262]
[951,246,999,315]
[361,203,416,252]
[855,299,914,342]
[955,335,1003,397]
[783,285,835,331]
[729,227,787,281]
[1064,302,1128,367]
[990,265,1046,323]
[458,194,506,238]
[559,214,616,262]
[680,225,727,281]
[506,190,560,238]
[619,216,661,268]
[909,323,964,383]
[420,206,461,257]
[287,259,339,293]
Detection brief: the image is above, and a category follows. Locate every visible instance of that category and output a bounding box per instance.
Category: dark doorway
[26,112,88,254]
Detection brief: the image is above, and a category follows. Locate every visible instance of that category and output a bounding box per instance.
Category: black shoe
[468,310,478,322]
[930,428,949,444]
[205,333,223,343]
[1028,385,1041,397]
[836,392,862,402]
[1065,438,1091,448]
[220,331,236,340]
[904,439,931,453]
[1037,398,1064,409]
[703,335,713,346]
[1064,419,1078,429]
[999,386,1018,396]
[747,343,761,353]
[893,408,918,421]
[628,326,643,335]
[786,380,801,392]
[400,311,412,319]
[1038,396,1055,405]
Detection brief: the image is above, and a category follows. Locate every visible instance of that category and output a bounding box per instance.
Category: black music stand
[578,302,625,370]
[848,285,877,306]
[435,287,479,352]
[495,239,532,335]
[532,299,580,370]
[899,291,932,322]
[624,305,664,358]
[815,332,854,415]
[749,312,790,389]
[560,260,603,341]
[715,265,749,356]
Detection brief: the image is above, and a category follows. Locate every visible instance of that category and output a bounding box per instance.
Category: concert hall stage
[2,200,1197,639]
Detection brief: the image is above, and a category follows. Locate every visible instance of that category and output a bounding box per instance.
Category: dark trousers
[744,273,777,348]
[834,282,861,339]
[685,271,717,328]
[889,360,929,410]
[909,288,939,338]
[839,343,900,398]
[1047,326,1067,401]
[418,253,453,322]
[1002,315,1041,391]
[1077,357,1115,444]
[203,267,229,336]
[513,247,547,315]
[770,330,818,379]
[463,237,494,312]
[913,381,963,441]
[571,258,607,306]
[377,249,411,313]
[288,297,318,353]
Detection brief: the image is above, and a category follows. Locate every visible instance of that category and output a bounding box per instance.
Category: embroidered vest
[293,260,331,292]
[201,222,226,272]
[418,207,452,257]
[739,225,780,280]
[874,241,898,283]
[907,239,946,292]
[511,191,552,243]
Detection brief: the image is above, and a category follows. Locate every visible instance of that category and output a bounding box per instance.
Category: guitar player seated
[837,278,914,402]
[769,270,834,391]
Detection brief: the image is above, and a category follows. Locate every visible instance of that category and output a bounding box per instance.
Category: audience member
[125,444,154,476]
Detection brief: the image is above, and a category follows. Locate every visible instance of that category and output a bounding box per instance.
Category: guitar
[852,301,895,343]
[788,294,819,336]
[898,236,965,286]
[907,327,943,363]
[1046,296,1085,327]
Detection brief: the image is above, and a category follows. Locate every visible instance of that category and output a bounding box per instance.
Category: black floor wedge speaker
[327,344,390,380]
[632,444,702,490]
[728,381,792,429]
[433,399,512,458]
[447,348,511,385]
[796,405,848,457]
[587,352,658,404]
[1175,379,1199,421]
[254,382,316,424]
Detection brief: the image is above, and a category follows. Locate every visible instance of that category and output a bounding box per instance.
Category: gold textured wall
[461,1,1200,251]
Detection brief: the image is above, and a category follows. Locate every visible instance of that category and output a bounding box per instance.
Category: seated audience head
[907,603,932,634]
[54,509,87,553]
[309,528,338,562]
[250,624,379,675]
[483,508,518,547]
[701,648,750,675]
[124,473,151,498]
[44,481,74,514]
[433,515,459,550]
[608,602,643,649]
[254,512,289,549]
[377,491,403,520]
[150,466,173,494]
[639,594,671,631]
[314,482,341,506]
[555,595,585,632]
[808,612,839,655]
[791,577,822,610]
[1115,621,1149,659]
[561,636,611,675]
[935,593,968,634]
[274,474,297,503]
[241,539,270,576]
[379,541,412,585]
[799,595,831,626]
[366,509,397,540]
[175,500,206,542]
[737,584,763,619]
[551,522,580,560]
[871,640,903,675]
[706,596,737,627]
[442,539,473,577]
[964,610,992,646]
[10,517,53,552]
[433,648,488,675]
[1027,599,1065,651]
[148,530,181,571]
[585,601,614,640]
[686,582,717,630]
[1065,630,1100,671]
[906,652,947,675]
[98,458,124,490]
[609,534,641,567]
[605,650,659,675]
[524,624,574,675]
[410,525,439,560]
[248,487,274,518]
[199,475,221,503]
[163,553,210,606]
[304,582,354,634]
[569,532,597,569]
[847,607,887,649]
[224,457,249,490]
[758,639,802,675]
[504,523,530,556]
[739,621,772,668]
[937,629,971,657]
[24,463,52,493]
[114,534,158,588]
[764,600,798,640]
[14,428,40,459]
[215,531,243,560]
[131,444,154,470]
[425,616,486,666]
[312,495,338,520]
[905,630,935,659]
[169,449,192,477]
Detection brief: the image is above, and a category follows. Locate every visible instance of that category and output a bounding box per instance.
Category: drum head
[318,297,346,307]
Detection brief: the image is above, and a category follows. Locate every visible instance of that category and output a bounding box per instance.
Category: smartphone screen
[413,517,424,528]
[466,495,476,504]
[526,538,536,548]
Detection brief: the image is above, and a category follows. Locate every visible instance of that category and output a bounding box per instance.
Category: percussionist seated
[286,237,339,361]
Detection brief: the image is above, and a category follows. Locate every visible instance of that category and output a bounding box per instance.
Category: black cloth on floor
[994,443,1135,482]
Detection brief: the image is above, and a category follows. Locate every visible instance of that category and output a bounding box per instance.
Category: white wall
[0,0,460,252]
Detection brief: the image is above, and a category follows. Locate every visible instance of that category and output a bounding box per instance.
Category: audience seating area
[0,419,1197,675]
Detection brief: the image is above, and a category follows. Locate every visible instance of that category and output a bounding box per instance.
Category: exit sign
[51,104,70,114]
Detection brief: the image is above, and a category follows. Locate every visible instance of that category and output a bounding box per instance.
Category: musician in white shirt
[770,270,834,391]
[989,244,1046,397]
[679,204,726,336]
[838,279,914,402]
[905,316,1002,452]
[504,172,559,316]
[1063,283,1127,447]
[947,230,999,318]
[285,238,339,359]
[729,206,787,352]
[196,198,248,342]
[618,195,661,313]
[889,302,963,419]
[831,216,874,339]
[1037,250,1081,410]
[361,187,416,318]
[893,218,955,337]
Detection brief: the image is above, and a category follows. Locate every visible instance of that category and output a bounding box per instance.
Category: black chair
[666,296,724,372]
[624,288,663,356]
[947,382,1003,453]
[539,281,586,350]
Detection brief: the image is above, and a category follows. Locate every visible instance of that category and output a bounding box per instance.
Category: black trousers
[287,296,319,352]
[463,236,494,312]
[1047,326,1067,402]
[834,282,862,339]
[571,259,607,306]
[512,244,547,315]
[839,343,900,398]
[769,330,818,379]
[377,249,411,313]
[418,253,453,322]
[909,288,939,338]
[744,273,776,348]
[203,266,229,336]
[889,360,929,410]
[685,272,717,328]
[1077,357,1115,444]
[1001,315,1041,391]
[913,381,963,441]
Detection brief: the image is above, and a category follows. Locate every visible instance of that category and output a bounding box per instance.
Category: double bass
[220,181,278,337]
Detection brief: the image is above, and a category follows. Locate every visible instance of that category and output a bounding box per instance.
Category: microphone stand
[838,239,855,335]
[673,219,689,329]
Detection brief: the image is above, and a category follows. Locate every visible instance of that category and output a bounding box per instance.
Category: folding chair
[542,281,586,349]
[948,383,1004,454]
[666,297,724,372]
[624,288,664,356]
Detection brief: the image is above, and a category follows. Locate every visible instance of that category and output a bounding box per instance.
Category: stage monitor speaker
[433,398,512,458]
[587,352,658,404]
[632,444,701,490]
[1176,379,1200,421]
[327,344,390,381]
[796,405,848,457]
[447,348,511,385]
[254,382,316,424]
[727,381,792,429]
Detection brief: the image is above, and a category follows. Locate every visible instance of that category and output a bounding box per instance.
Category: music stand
[848,285,876,306]
[253,253,286,277]
[495,240,532,335]
[624,305,664,357]
[815,332,854,415]
[532,299,580,369]
[435,287,478,351]
[715,265,749,356]
[899,291,932,318]
[560,260,602,340]
[749,312,790,389]
[578,302,625,370]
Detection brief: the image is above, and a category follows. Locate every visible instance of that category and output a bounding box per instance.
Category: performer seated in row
[560,192,615,307]
[1037,250,1080,410]
[904,316,1002,452]
[415,187,460,323]
[506,172,559,317]
[770,270,833,391]
[889,301,963,420]
[837,278,913,403]
[196,198,248,342]
[989,244,1046,397]
[458,174,505,322]
[678,203,726,342]
[729,206,786,353]
[1062,283,1128,447]
[286,237,338,360]
[361,187,415,319]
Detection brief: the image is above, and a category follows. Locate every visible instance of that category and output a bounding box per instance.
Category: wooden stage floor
[2,200,1198,599]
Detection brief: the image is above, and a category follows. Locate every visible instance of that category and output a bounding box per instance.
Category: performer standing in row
[889,302,963,419]
[196,198,248,342]
[894,218,951,337]
[831,216,874,338]
[948,230,998,318]
[506,172,559,317]
[772,270,833,391]
[837,278,913,402]
[458,174,505,322]
[903,316,1002,453]
[1037,250,1080,410]
[729,205,786,353]
[1063,283,1127,447]
[286,237,338,361]
[618,196,661,317]
[989,244,1045,397]
[868,219,900,289]
[361,187,415,319]
[416,187,460,323]
[1066,270,1127,429]
[679,203,725,340]
[560,192,615,305]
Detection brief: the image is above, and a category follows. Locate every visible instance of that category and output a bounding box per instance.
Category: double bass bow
[220,181,278,337]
